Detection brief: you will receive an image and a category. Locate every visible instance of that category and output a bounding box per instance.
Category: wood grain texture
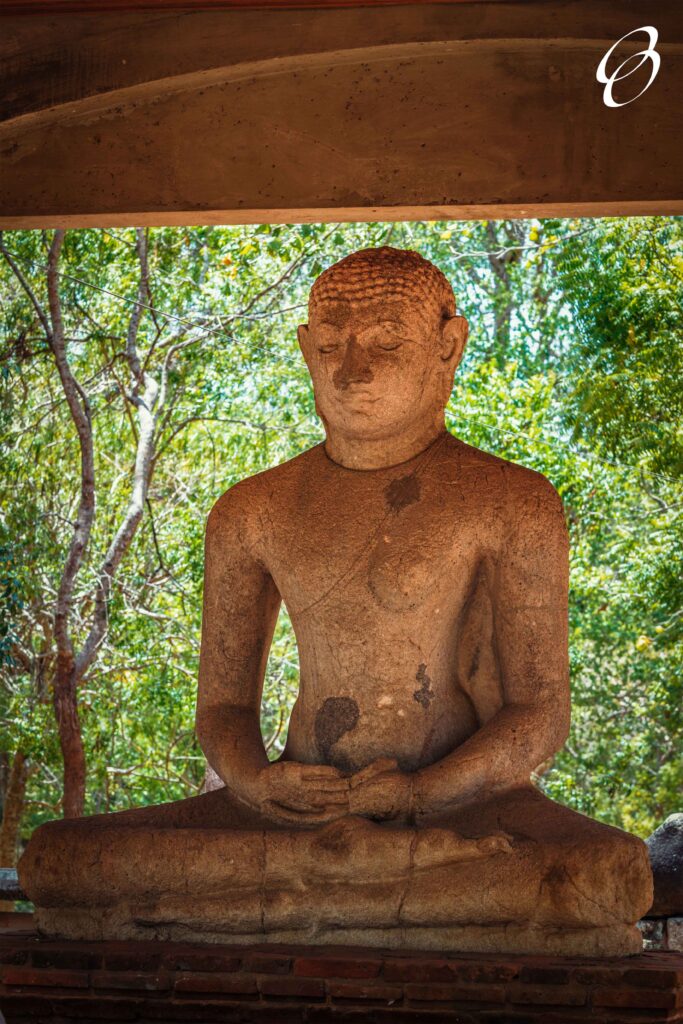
[1,2,681,225]
[0,0,513,13]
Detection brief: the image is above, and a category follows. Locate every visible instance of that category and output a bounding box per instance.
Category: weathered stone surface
[669,917,683,953]
[647,814,683,917]
[19,247,653,956]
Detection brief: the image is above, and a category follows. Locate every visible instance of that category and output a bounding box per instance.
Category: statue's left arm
[412,470,571,817]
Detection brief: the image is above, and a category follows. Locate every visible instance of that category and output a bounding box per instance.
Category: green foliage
[0,217,680,841]
[553,217,683,479]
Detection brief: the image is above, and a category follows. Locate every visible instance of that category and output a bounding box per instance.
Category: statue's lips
[336,388,379,404]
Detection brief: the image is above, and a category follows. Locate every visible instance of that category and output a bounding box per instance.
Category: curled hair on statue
[309,246,457,323]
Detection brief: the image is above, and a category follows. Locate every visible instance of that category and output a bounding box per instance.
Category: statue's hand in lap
[348,758,412,822]
[254,762,350,824]
[241,758,413,825]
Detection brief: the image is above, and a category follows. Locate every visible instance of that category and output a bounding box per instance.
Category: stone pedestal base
[0,919,681,1023]
[32,906,642,959]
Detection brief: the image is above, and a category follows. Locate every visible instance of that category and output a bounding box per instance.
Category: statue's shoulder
[207,444,325,535]
[444,434,564,517]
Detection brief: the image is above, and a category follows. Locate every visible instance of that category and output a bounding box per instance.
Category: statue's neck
[323,415,448,471]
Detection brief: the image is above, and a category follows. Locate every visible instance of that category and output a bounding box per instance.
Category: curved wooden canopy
[1,0,681,226]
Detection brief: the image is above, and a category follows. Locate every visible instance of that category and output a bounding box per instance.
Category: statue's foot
[413,827,513,871]
[301,814,513,884]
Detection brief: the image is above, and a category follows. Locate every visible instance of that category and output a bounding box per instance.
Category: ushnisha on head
[298,247,469,468]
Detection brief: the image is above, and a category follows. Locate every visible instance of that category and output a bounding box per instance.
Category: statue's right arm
[195,486,281,801]
[195,484,350,822]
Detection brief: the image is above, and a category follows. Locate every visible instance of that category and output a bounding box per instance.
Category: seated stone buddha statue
[20,246,652,956]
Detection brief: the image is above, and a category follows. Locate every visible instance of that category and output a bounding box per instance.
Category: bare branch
[42,231,97,660]
[76,231,160,676]
[227,249,308,321]
[0,233,52,337]
[124,229,149,384]
[154,414,266,462]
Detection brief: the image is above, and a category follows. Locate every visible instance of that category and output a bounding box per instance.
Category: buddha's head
[298,247,468,445]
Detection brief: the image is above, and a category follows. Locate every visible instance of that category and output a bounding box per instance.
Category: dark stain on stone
[385,473,421,513]
[542,864,567,888]
[314,820,356,855]
[315,696,360,762]
[413,663,434,709]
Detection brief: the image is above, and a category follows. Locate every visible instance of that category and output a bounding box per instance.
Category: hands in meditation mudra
[21,248,652,955]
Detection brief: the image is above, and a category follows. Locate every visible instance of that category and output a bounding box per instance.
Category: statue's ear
[297,323,312,366]
[440,315,469,369]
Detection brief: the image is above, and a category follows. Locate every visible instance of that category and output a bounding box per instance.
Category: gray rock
[668,916,683,951]
[646,813,683,916]
[637,917,665,950]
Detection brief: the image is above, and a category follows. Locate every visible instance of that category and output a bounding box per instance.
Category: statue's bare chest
[262,455,500,619]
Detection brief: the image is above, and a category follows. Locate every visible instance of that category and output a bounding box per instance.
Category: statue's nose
[333,336,374,390]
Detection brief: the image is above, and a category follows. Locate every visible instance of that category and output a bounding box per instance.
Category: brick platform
[0,918,681,1023]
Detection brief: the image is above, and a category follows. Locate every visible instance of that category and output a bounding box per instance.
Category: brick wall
[0,928,681,1023]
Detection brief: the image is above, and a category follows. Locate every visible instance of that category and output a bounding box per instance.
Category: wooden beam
[1,2,681,227]
[0,0,512,12]
[7,203,680,231]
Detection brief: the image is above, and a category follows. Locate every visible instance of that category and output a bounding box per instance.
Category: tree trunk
[0,751,28,866]
[54,656,86,819]
[0,751,29,910]
[3,229,160,823]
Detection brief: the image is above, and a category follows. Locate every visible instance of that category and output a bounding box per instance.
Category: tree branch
[124,229,149,384]
[41,231,97,661]
[0,234,52,337]
[76,230,160,677]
